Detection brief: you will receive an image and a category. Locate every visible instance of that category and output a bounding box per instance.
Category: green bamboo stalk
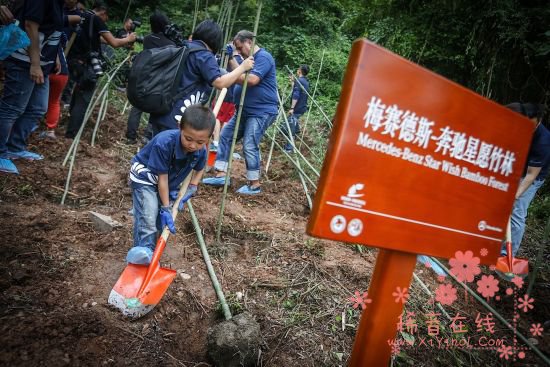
[228,0,240,43]
[277,91,313,208]
[300,49,325,149]
[192,0,199,33]
[285,65,332,130]
[187,201,232,320]
[430,257,550,365]
[215,0,263,245]
[61,56,131,204]
[91,88,108,146]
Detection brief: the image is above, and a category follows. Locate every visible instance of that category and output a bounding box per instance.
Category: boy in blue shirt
[126,104,215,264]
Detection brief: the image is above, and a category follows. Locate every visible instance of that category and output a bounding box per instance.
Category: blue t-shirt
[150,40,221,129]
[129,129,206,191]
[292,76,309,115]
[10,0,65,74]
[526,123,550,181]
[242,48,278,118]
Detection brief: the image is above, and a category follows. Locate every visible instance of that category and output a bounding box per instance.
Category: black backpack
[127,43,204,115]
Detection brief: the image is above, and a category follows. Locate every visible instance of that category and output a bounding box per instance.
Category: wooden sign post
[306,39,535,365]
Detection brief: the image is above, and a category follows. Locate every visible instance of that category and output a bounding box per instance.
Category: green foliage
[102,0,548,108]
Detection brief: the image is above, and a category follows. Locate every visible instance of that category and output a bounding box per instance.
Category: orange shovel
[495,219,529,280]
[108,174,192,319]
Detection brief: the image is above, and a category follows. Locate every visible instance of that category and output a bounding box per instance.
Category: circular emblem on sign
[347,218,363,237]
[478,221,487,231]
[330,215,346,234]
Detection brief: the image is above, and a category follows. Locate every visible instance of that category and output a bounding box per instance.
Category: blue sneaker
[0,158,19,174]
[202,176,228,186]
[236,184,261,195]
[126,246,153,265]
[5,150,44,161]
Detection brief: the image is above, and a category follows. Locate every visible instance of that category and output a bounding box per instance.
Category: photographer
[115,17,141,48]
[125,10,176,145]
[65,0,136,139]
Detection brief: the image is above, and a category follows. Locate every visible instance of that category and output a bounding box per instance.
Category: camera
[130,19,141,32]
[89,51,105,76]
[164,23,185,47]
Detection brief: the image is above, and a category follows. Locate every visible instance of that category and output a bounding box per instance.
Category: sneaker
[0,158,19,174]
[232,152,243,160]
[209,144,218,152]
[39,130,57,140]
[236,184,261,195]
[126,246,153,265]
[5,150,44,161]
[202,176,228,186]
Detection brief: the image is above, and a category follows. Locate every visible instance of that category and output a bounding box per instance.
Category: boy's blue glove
[169,184,197,211]
[159,206,176,234]
[226,43,233,56]
[178,184,197,211]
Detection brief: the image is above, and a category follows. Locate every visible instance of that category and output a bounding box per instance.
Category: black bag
[126,43,204,115]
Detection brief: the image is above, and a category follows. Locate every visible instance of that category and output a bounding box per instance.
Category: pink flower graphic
[512,276,524,289]
[489,265,496,271]
[449,250,481,282]
[518,294,534,313]
[348,291,372,310]
[530,323,543,337]
[480,248,488,257]
[392,287,409,304]
[391,343,400,356]
[424,261,432,268]
[435,284,457,306]
[476,275,499,298]
[506,288,513,296]
[498,345,513,360]
[437,275,446,283]
[518,351,526,359]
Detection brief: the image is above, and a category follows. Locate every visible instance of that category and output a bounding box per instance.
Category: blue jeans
[215,113,277,180]
[0,60,49,156]
[283,113,302,149]
[131,182,162,250]
[501,178,545,256]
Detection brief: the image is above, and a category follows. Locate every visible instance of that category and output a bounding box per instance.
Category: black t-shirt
[10,0,65,73]
[68,9,109,60]
[143,33,176,50]
[527,123,550,180]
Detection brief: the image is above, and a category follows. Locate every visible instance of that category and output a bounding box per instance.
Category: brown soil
[0,106,548,366]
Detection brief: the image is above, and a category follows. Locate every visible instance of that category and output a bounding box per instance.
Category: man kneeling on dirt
[126,104,215,264]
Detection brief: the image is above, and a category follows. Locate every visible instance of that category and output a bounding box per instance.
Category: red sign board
[307,40,534,264]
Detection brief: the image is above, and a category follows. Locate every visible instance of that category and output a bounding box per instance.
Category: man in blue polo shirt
[203,29,279,195]
[0,0,66,174]
[501,103,549,256]
[126,104,215,265]
[285,64,310,152]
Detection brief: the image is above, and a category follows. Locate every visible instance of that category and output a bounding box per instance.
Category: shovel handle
[505,218,513,270]
[137,173,193,296]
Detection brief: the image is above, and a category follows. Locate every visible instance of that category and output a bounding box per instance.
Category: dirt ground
[0,105,548,366]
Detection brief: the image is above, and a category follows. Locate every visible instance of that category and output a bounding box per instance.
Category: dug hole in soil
[1,104,549,366]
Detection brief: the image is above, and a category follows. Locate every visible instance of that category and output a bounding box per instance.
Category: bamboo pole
[215,0,263,244]
[300,49,325,149]
[192,0,199,33]
[430,257,550,365]
[277,91,313,209]
[61,56,131,204]
[187,201,232,320]
[285,65,332,130]
[91,88,109,146]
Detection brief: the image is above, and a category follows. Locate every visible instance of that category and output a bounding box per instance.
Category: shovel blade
[108,264,177,319]
[496,256,529,277]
